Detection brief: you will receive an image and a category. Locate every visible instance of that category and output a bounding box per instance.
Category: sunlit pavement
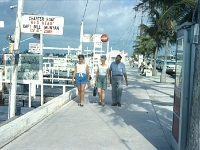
[2,64,174,150]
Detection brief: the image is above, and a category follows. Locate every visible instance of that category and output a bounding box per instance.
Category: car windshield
[167,62,175,65]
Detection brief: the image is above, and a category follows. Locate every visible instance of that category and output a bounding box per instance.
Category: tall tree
[186,1,200,149]
[133,35,153,57]
[140,9,166,75]
[143,0,196,82]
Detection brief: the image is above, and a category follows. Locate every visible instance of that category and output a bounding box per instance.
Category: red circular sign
[101,34,108,42]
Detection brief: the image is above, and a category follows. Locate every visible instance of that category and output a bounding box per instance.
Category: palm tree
[133,35,154,58]
[147,0,196,24]
[145,0,196,82]
[139,9,166,76]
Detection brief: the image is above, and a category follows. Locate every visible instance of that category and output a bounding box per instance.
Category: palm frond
[158,0,196,24]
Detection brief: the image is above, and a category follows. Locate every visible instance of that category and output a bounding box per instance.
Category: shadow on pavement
[86,65,173,150]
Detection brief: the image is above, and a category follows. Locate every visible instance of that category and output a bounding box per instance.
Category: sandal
[80,104,84,107]
[101,103,105,107]
[98,102,102,105]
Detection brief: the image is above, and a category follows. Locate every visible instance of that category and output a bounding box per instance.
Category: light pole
[9,0,24,118]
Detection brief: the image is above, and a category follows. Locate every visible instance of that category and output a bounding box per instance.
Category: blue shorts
[75,73,87,86]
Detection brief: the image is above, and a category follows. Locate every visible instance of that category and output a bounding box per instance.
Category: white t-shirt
[76,63,86,74]
[148,64,153,69]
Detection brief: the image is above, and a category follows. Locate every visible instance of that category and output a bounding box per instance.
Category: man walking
[109,55,128,107]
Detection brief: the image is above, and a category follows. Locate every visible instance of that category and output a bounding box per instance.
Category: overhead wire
[121,24,134,51]
[95,0,102,34]
[125,0,139,55]
[111,9,136,49]
[120,10,137,51]
[81,0,89,22]
[36,0,48,14]
[27,0,39,14]
[113,11,136,47]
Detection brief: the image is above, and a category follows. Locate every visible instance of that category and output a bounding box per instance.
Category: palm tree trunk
[160,37,169,82]
[152,47,158,76]
[187,1,200,149]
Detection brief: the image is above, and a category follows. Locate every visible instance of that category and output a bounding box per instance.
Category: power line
[120,26,133,50]
[28,0,39,13]
[95,0,102,34]
[115,9,137,54]
[36,0,48,14]
[120,16,137,51]
[112,10,136,49]
[123,34,135,55]
[111,20,133,48]
[82,0,89,22]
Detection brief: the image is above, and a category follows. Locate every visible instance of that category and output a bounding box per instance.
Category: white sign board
[29,43,43,53]
[4,54,43,83]
[82,34,102,42]
[21,15,64,35]
[0,21,4,28]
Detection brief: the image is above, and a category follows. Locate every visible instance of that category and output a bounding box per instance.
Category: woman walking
[95,55,110,107]
[72,55,90,107]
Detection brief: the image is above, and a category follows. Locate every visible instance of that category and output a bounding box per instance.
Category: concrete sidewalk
[2,65,174,150]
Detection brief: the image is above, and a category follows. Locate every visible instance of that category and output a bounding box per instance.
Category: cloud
[0,0,142,56]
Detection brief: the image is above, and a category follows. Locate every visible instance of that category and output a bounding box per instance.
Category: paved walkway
[2,64,174,150]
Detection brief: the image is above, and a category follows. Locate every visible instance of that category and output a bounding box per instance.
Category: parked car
[157,60,163,70]
[160,60,176,74]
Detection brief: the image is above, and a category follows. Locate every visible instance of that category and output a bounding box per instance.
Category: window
[175,38,183,89]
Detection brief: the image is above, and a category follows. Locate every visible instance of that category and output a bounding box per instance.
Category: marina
[0,50,128,124]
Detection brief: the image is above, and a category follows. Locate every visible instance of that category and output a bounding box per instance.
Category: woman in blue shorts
[72,55,90,107]
[95,55,110,106]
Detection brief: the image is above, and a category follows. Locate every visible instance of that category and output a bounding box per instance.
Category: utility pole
[9,0,24,118]
[187,0,200,149]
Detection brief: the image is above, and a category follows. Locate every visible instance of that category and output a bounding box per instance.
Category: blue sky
[0,0,146,56]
